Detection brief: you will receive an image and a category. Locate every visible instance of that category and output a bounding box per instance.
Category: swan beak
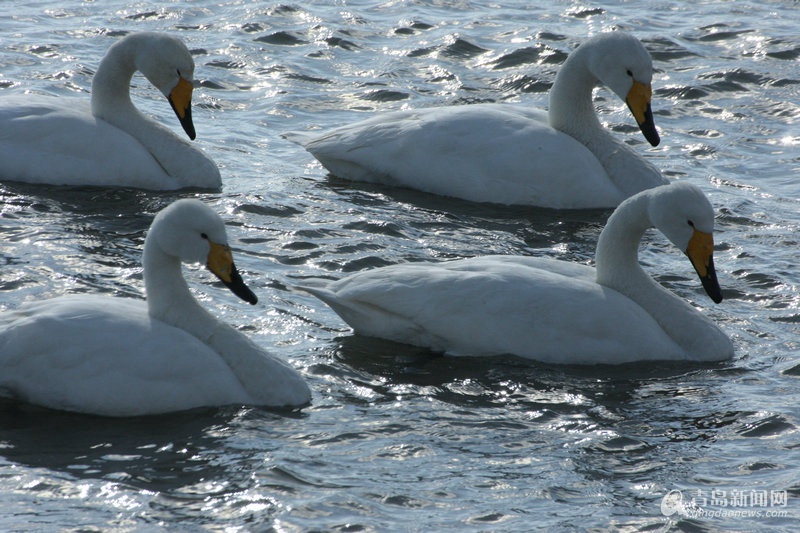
[207,241,258,305]
[168,76,197,141]
[685,229,723,304]
[626,80,660,147]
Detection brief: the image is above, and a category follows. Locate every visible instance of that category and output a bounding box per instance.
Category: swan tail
[281,130,318,148]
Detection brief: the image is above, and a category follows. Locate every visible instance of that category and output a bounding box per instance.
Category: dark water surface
[0,1,798,530]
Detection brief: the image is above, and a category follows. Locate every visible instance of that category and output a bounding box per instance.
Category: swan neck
[595,193,651,288]
[142,235,216,336]
[547,42,666,197]
[91,39,137,115]
[594,191,730,359]
[142,230,310,406]
[548,44,603,139]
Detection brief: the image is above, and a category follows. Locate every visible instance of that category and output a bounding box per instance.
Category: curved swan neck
[143,235,218,336]
[91,38,139,116]
[90,36,220,189]
[594,191,730,358]
[547,40,666,197]
[548,43,604,140]
[595,192,651,289]
[142,231,310,405]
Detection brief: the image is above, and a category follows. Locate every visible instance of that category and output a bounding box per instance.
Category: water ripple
[1,1,799,531]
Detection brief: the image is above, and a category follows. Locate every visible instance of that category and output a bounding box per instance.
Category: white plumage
[285,32,668,208]
[0,200,310,416]
[303,183,734,364]
[0,32,220,190]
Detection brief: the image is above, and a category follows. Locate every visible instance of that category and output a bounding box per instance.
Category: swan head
[648,183,723,303]
[585,32,660,147]
[149,199,258,305]
[129,32,198,140]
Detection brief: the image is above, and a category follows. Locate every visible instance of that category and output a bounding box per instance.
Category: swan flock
[0,31,735,415]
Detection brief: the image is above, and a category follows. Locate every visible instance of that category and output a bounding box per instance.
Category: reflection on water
[0,0,799,530]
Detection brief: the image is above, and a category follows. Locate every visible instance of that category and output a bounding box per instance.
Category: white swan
[0,32,220,190]
[285,32,668,208]
[302,182,734,363]
[0,200,310,416]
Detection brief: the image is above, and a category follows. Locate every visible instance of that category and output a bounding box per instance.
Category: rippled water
[1,1,799,530]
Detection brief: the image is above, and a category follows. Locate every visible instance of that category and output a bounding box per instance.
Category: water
[1,0,799,530]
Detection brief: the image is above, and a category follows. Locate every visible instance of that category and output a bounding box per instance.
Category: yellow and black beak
[626,80,660,147]
[167,75,197,140]
[207,241,258,305]
[685,229,723,304]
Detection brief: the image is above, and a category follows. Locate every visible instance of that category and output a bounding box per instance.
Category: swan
[0,199,310,416]
[284,32,668,208]
[301,182,734,363]
[0,32,221,190]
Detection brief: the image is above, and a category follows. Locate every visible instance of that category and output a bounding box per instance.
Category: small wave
[767,47,800,60]
[408,45,437,58]
[495,74,551,94]
[441,38,488,60]
[266,4,304,17]
[646,37,698,62]
[358,89,409,102]
[592,436,652,453]
[688,25,755,42]
[738,414,796,438]
[771,314,800,324]
[235,203,304,218]
[491,45,567,70]
[324,37,360,51]
[697,69,777,94]
[205,59,247,70]
[566,7,605,19]
[342,220,408,238]
[394,21,434,36]
[657,86,709,100]
[255,31,308,46]
[124,10,163,21]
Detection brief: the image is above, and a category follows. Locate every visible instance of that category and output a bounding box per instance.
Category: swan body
[303,182,734,363]
[0,32,221,190]
[285,32,668,208]
[0,200,310,416]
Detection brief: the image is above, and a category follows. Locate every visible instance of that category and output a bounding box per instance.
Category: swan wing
[0,296,250,416]
[305,256,685,364]
[0,97,179,189]
[286,104,624,208]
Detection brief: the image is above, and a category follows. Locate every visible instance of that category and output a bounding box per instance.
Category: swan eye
[687,220,695,228]
[626,69,633,77]
[201,233,209,240]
